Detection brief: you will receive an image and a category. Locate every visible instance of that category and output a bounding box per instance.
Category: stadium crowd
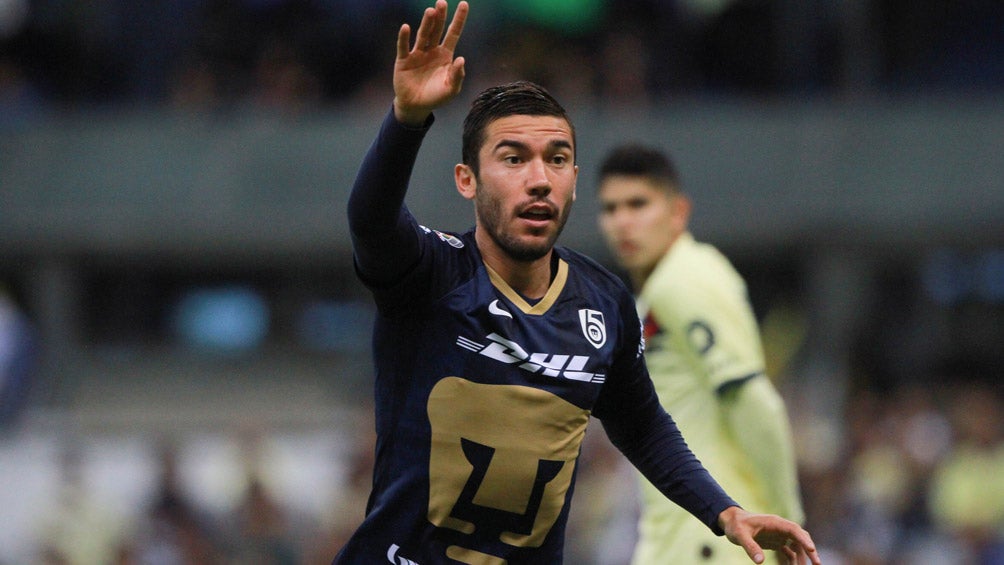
[9,377,1002,564]
[2,0,1003,121]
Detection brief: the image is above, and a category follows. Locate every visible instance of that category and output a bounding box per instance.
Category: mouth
[616,240,639,257]
[517,202,557,226]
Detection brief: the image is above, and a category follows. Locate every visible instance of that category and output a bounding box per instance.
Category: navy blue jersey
[338,109,737,564]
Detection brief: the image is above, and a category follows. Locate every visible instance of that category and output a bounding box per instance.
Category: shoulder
[413,225,483,277]
[418,224,474,252]
[556,247,638,329]
[556,246,632,297]
[372,226,480,311]
[654,235,742,290]
[555,248,645,367]
[680,235,739,274]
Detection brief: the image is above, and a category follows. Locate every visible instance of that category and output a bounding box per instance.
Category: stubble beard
[476,190,572,263]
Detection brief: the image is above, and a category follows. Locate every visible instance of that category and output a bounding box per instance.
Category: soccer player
[339,1,820,563]
[597,143,806,564]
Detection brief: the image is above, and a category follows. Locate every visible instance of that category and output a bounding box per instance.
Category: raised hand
[393,0,469,125]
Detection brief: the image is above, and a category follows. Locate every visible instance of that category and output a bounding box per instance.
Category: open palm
[393,0,469,124]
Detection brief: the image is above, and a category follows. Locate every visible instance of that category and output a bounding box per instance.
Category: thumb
[449,56,466,91]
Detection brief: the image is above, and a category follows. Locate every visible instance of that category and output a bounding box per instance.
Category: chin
[506,239,553,262]
[510,247,551,262]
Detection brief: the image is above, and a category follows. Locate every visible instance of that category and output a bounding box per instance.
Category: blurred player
[597,143,805,564]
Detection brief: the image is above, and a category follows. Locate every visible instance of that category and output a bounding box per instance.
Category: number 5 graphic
[579,309,607,349]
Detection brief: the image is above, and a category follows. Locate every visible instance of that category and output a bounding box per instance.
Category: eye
[628,197,649,209]
[551,154,569,165]
[503,155,522,165]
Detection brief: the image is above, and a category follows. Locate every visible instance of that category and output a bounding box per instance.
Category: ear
[571,164,579,202]
[671,193,692,229]
[455,163,476,200]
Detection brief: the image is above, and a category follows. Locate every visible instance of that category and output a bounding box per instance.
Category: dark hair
[462,81,575,176]
[598,143,680,190]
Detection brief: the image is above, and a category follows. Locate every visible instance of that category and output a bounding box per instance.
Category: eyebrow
[492,139,574,153]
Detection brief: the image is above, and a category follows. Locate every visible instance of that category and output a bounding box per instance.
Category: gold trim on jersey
[484,259,568,315]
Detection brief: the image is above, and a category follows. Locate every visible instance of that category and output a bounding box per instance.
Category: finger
[741,540,765,564]
[414,5,438,50]
[442,1,469,51]
[396,24,412,60]
[793,541,821,565]
[791,531,818,560]
[428,0,448,49]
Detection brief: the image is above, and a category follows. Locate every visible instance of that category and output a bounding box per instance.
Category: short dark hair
[598,143,680,190]
[462,81,575,176]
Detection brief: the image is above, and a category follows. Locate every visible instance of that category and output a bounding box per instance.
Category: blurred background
[1,0,1003,563]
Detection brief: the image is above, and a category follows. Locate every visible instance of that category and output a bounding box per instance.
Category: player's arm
[720,376,805,523]
[598,296,819,565]
[347,0,469,286]
[600,400,822,565]
[702,283,803,523]
[600,397,819,565]
[654,271,805,523]
[598,372,739,534]
[347,110,429,287]
[594,293,738,533]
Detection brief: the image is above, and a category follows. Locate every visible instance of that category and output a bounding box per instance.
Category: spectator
[927,383,1004,564]
[118,440,225,564]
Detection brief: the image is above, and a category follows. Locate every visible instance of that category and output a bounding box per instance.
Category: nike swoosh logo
[489,299,513,319]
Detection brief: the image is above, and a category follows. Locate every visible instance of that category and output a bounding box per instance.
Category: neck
[631,231,687,291]
[629,267,653,293]
[477,237,553,300]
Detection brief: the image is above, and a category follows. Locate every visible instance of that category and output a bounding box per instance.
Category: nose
[526,158,550,197]
[606,206,633,234]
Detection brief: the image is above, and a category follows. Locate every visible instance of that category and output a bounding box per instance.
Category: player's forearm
[348,107,431,284]
[348,107,430,235]
[724,377,805,522]
[602,401,739,534]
